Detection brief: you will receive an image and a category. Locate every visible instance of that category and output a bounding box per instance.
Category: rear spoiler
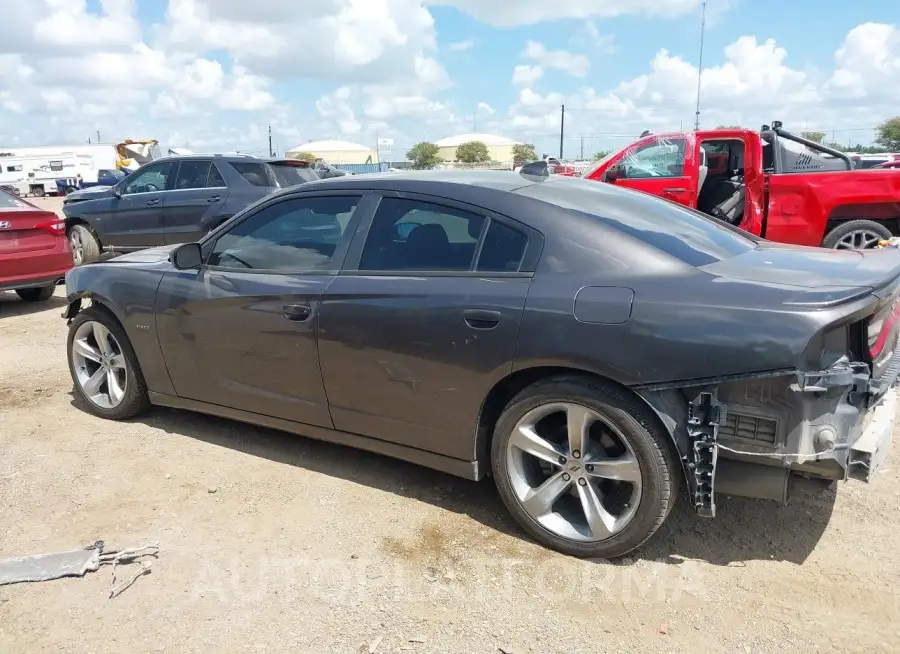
[269,159,311,168]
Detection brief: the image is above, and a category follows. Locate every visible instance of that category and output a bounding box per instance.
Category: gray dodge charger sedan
[62,165,898,558]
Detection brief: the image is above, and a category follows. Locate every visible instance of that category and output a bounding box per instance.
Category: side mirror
[170,242,203,270]
[601,165,624,182]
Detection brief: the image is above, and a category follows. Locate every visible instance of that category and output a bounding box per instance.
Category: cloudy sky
[0,0,897,159]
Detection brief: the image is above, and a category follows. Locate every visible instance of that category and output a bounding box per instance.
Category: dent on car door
[155,192,370,427]
[317,194,538,462]
[614,137,695,208]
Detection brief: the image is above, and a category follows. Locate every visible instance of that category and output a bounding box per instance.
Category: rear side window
[207,163,226,188]
[476,221,528,272]
[174,160,212,190]
[518,178,756,267]
[228,162,271,187]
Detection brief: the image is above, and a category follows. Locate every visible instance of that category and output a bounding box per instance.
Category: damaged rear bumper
[848,385,896,481]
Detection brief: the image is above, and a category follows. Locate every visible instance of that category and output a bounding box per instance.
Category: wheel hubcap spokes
[507,402,643,542]
[836,229,883,250]
[70,231,84,264]
[71,321,128,409]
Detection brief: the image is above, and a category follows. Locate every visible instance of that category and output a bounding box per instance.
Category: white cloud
[427,0,699,26]
[512,64,543,86]
[522,40,590,77]
[584,22,616,54]
[448,39,474,52]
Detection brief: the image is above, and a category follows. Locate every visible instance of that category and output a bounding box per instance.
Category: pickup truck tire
[822,220,892,249]
[16,285,55,302]
[68,224,101,266]
[30,186,45,198]
[491,376,678,559]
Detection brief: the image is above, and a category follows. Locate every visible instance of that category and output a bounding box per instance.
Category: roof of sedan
[293,169,553,193]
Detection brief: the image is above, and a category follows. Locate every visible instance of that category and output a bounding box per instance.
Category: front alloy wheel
[71,320,129,409]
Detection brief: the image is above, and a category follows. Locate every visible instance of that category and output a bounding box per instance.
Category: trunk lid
[701,241,900,291]
[0,195,64,255]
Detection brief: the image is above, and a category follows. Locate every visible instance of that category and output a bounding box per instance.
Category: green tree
[875,117,900,151]
[801,131,825,144]
[825,142,848,152]
[288,151,316,161]
[592,150,611,161]
[455,140,490,163]
[512,143,537,163]
[406,141,442,169]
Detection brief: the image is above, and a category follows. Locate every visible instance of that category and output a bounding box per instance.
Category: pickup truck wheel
[491,376,678,559]
[68,224,101,265]
[30,186,45,198]
[15,285,55,302]
[823,220,892,249]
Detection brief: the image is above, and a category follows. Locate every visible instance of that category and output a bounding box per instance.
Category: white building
[286,140,377,165]
[432,133,522,163]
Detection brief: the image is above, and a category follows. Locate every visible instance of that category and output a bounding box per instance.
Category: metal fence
[333,163,389,175]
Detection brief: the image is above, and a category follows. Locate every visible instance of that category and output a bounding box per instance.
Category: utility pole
[268,124,273,157]
[580,136,584,160]
[559,104,565,160]
[693,0,707,130]
[96,129,101,143]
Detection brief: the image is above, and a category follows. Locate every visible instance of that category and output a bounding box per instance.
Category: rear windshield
[0,190,26,208]
[517,177,757,267]
[269,163,319,188]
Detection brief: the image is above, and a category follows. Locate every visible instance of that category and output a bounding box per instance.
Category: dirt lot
[1,197,899,652]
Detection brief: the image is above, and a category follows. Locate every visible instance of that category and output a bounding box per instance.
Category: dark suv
[63,154,319,265]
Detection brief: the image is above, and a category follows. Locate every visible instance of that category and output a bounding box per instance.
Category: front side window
[123,162,173,194]
[209,195,361,271]
[359,197,486,272]
[174,160,212,190]
[620,138,686,178]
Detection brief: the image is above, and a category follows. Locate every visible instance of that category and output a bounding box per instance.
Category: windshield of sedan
[517,177,757,267]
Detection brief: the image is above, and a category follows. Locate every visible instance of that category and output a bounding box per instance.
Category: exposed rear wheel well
[826,203,900,238]
[475,366,674,478]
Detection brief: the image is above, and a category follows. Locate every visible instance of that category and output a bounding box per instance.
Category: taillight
[868,298,900,359]
[36,217,66,236]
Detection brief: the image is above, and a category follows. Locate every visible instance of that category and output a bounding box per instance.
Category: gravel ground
[1,197,899,652]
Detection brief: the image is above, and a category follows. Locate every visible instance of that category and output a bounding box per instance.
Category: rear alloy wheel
[15,286,55,302]
[68,224,101,265]
[31,187,45,198]
[67,307,150,420]
[823,219,892,250]
[492,377,678,558]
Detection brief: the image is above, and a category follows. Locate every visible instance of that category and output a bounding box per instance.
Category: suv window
[123,162,173,194]
[621,138,686,178]
[228,161,271,187]
[517,177,755,267]
[209,195,361,271]
[174,160,212,190]
[207,163,226,188]
[269,162,319,188]
[359,197,486,272]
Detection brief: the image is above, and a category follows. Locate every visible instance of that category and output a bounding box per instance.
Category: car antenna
[519,160,550,179]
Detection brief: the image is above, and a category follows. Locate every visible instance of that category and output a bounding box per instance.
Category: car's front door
[162,160,230,245]
[101,161,174,248]
[317,193,538,461]
[607,136,695,208]
[155,191,368,427]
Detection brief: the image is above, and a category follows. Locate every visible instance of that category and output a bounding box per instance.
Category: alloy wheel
[505,402,643,542]
[70,229,84,265]
[835,229,884,250]
[71,320,128,409]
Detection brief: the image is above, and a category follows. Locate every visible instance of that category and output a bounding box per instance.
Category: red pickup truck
[584,122,900,249]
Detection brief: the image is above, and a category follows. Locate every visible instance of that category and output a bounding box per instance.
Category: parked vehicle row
[62,168,899,559]
[584,121,900,250]
[63,154,319,264]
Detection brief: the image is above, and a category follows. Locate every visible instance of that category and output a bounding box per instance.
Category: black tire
[68,223,102,265]
[491,375,679,559]
[15,285,55,302]
[67,306,151,420]
[822,219,892,249]
[30,186,45,198]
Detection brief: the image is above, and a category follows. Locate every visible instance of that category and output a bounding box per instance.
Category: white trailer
[0,152,95,197]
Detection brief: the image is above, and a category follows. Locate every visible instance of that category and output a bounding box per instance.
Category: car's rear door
[155,190,370,427]
[317,192,540,462]
[162,159,230,244]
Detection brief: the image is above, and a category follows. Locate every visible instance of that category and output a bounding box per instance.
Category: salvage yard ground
[1,198,900,652]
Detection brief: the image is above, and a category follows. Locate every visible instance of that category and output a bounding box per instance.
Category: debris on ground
[0,540,160,598]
